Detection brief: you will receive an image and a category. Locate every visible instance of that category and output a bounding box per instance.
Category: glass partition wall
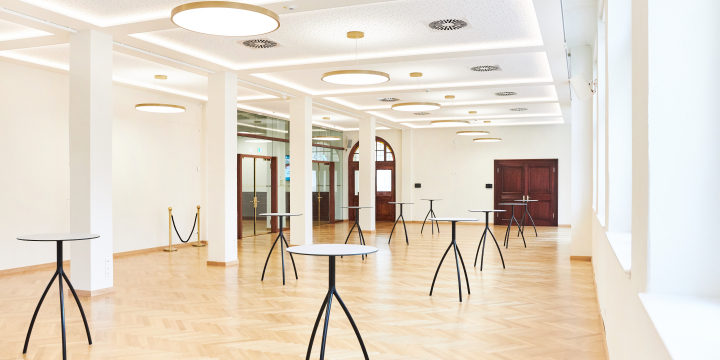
[236,111,344,238]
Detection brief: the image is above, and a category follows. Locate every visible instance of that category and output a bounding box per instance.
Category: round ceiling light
[473,138,502,142]
[135,103,186,113]
[312,136,341,141]
[171,2,280,37]
[457,131,489,136]
[321,70,390,85]
[430,120,470,126]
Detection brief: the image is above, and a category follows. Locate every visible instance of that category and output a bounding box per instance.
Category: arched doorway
[348,136,396,222]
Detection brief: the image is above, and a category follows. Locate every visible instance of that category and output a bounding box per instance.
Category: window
[350,139,394,162]
[377,170,392,192]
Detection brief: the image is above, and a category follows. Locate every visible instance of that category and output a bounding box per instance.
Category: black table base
[421,200,440,234]
[474,212,505,271]
[24,241,92,360]
[388,204,409,245]
[306,256,369,360]
[261,216,298,285]
[343,208,367,260]
[503,205,526,248]
[430,222,470,302]
[517,205,538,237]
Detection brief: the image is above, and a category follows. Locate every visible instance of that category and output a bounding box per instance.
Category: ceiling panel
[325,85,558,110]
[253,52,553,95]
[0,19,52,41]
[368,102,563,122]
[237,100,364,130]
[131,0,542,70]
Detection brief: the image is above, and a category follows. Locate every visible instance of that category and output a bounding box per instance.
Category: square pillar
[289,96,313,244]
[206,71,238,266]
[69,30,114,295]
[401,128,413,220]
[359,116,376,231]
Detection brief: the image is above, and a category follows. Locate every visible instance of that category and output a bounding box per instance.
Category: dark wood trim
[347,136,396,221]
[329,162,336,224]
[238,154,279,239]
[237,154,243,239]
[271,157,278,232]
[240,154,273,159]
[312,160,334,164]
[238,133,289,143]
[312,143,345,150]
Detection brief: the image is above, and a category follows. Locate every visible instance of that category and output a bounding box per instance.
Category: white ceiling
[0,0,571,131]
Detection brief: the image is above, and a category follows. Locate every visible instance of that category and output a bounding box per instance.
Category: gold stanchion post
[193,205,205,247]
[165,207,177,252]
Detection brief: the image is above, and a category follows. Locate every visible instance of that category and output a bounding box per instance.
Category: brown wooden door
[347,137,396,222]
[494,159,558,226]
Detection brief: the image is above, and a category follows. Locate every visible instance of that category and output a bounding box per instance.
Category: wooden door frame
[312,160,335,224]
[238,154,278,239]
[347,136,396,221]
[493,159,558,227]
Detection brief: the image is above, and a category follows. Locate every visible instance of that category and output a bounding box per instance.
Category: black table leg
[262,217,298,284]
[504,207,526,248]
[389,204,409,245]
[344,209,366,259]
[525,207,538,237]
[305,256,369,360]
[517,207,526,237]
[475,212,505,270]
[430,221,469,302]
[421,201,440,234]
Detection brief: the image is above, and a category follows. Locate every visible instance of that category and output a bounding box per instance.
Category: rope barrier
[165,206,204,252]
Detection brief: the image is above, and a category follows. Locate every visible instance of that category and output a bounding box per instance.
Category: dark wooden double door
[494,159,558,226]
[347,162,395,222]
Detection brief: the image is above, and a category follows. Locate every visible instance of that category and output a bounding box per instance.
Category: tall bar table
[514,199,539,236]
[420,199,441,234]
[259,213,301,285]
[388,202,413,244]
[287,244,378,360]
[498,202,527,248]
[468,210,506,270]
[16,233,97,360]
[342,206,373,259]
[428,218,477,302]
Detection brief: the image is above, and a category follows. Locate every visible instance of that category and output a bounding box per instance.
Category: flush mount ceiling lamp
[135,75,186,113]
[430,120,470,126]
[391,72,441,112]
[473,138,502,142]
[321,31,389,85]
[457,130,489,136]
[171,1,280,36]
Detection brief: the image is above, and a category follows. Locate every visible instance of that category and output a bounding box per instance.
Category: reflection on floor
[0,222,606,359]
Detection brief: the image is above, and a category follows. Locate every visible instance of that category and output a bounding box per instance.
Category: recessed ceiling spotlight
[495,91,517,96]
[429,19,468,31]
[414,112,431,115]
[171,2,280,37]
[241,39,278,49]
[377,97,401,102]
[323,117,330,120]
[469,111,477,114]
[510,108,528,111]
[484,120,491,123]
[473,138,502,143]
[471,65,501,72]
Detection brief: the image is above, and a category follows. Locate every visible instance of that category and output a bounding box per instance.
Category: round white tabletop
[498,202,527,206]
[388,202,413,204]
[259,213,302,216]
[17,233,99,242]
[421,199,442,201]
[514,200,539,202]
[468,209,506,212]
[428,217,478,222]
[287,244,378,257]
[342,206,373,209]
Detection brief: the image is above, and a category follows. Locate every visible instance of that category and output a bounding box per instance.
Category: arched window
[350,138,395,162]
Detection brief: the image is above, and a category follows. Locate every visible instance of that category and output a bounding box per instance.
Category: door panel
[494,159,558,226]
[238,155,277,239]
[375,163,395,222]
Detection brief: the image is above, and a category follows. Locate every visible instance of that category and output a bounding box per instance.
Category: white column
[69,30,114,295]
[206,71,238,266]
[570,45,593,258]
[289,96,313,244]
[401,128,413,220]
[359,116,376,230]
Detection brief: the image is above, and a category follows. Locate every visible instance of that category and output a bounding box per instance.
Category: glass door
[313,162,332,226]
[241,156,273,238]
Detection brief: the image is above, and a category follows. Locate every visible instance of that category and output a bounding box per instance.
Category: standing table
[287,244,378,360]
[341,206,373,259]
[16,233,97,360]
[388,202,413,244]
[428,218,477,302]
[420,199,442,234]
[259,213,301,285]
[468,210,506,270]
[514,199,539,236]
[498,202,527,248]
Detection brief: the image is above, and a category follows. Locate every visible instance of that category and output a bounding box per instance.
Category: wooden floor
[0,222,606,359]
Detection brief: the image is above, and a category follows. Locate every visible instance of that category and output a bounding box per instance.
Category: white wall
[410,124,571,223]
[0,59,205,270]
[0,60,71,270]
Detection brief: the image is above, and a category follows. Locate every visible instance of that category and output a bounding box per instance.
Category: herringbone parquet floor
[0,222,606,359]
